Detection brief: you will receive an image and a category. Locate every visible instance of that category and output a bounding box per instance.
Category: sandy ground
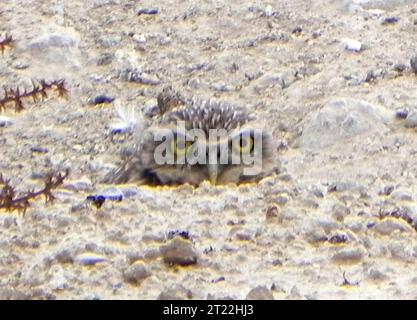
[2,0,417,299]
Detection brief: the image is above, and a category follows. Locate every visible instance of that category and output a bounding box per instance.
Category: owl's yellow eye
[233,135,254,154]
[171,139,192,157]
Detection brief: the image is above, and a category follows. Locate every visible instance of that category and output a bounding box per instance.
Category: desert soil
[1,0,417,299]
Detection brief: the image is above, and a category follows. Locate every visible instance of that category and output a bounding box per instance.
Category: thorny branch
[0,34,14,54]
[0,79,68,112]
[0,169,69,213]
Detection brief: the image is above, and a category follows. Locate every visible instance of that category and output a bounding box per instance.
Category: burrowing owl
[104,89,277,186]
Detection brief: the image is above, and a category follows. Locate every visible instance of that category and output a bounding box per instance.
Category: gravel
[2,0,417,300]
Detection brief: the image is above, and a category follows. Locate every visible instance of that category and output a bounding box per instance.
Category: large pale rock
[340,0,415,9]
[26,26,81,68]
[298,99,389,149]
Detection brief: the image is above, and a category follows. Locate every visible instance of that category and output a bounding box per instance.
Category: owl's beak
[207,164,219,184]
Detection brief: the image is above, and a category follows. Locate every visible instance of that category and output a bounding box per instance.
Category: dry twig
[0,34,14,54]
[0,169,69,213]
[0,79,68,112]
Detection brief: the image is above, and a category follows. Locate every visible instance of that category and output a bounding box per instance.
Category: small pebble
[123,261,151,284]
[157,285,193,300]
[310,187,324,198]
[312,30,321,38]
[132,34,146,44]
[292,26,302,34]
[160,237,198,266]
[76,253,106,266]
[3,217,17,229]
[391,189,413,201]
[100,36,121,48]
[328,181,359,193]
[167,230,190,240]
[87,194,123,202]
[331,203,350,222]
[211,276,225,283]
[30,146,49,154]
[86,189,124,208]
[382,17,399,25]
[394,64,406,72]
[365,70,377,83]
[379,185,394,196]
[263,5,276,17]
[138,8,159,15]
[13,62,29,70]
[374,219,410,235]
[342,38,362,52]
[272,259,283,266]
[275,194,290,205]
[403,109,417,128]
[89,95,115,105]
[0,116,12,128]
[368,268,389,281]
[278,173,292,182]
[266,206,279,220]
[246,286,274,300]
[119,187,139,198]
[410,56,417,74]
[70,201,88,212]
[395,108,409,119]
[55,249,74,264]
[64,178,93,192]
[304,227,328,243]
[332,248,364,264]
[130,73,160,85]
[328,234,348,244]
[97,53,114,66]
[235,228,253,241]
[143,248,161,260]
[110,122,133,134]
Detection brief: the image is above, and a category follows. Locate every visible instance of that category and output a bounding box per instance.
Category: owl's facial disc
[152,126,267,185]
[230,130,255,156]
[207,163,220,184]
[169,134,192,158]
[205,129,262,184]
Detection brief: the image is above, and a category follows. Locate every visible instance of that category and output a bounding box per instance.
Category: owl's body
[104,91,277,186]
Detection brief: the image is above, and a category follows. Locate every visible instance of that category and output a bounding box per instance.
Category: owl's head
[136,100,276,186]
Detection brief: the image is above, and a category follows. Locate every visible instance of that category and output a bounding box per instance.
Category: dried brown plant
[0,169,69,213]
[0,34,14,54]
[0,79,68,112]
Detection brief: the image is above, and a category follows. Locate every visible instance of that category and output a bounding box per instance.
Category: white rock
[264,5,275,17]
[342,38,362,52]
[133,34,147,44]
[0,116,13,127]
